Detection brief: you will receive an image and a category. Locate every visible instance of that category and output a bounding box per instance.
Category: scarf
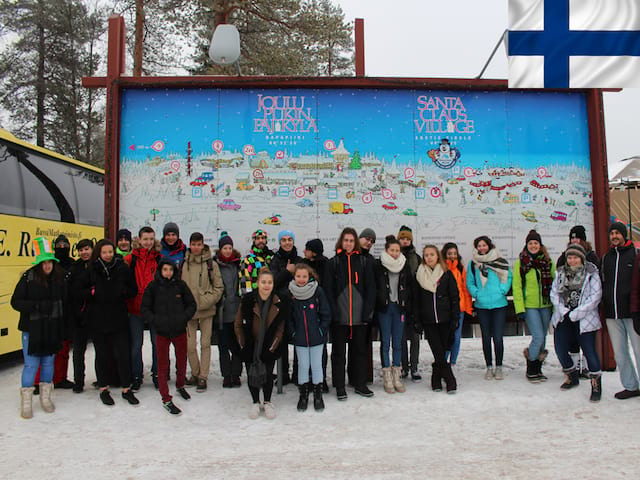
[380,251,406,273]
[556,264,587,309]
[288,279,318,300]
[519,249,553,301]
[416,263,444,293]
[96,257,117,280]
[472,248,510,287]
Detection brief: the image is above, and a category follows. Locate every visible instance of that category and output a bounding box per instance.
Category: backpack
[178,257,216,286]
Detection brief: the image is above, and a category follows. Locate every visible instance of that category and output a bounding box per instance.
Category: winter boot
[431,363,443,392]
[248,402,261,419]
[382,367,395,394]
[442,364,457,394]
[537,349,548,381]
[20,387,34,419]
[263,401,276,419]
[297,383,310,411]
[313,383,325,411]
[589,374,602,403]
[561,368,580,390]
[392,366,406,393]
[39,383,55,413]
[527,359,543,383]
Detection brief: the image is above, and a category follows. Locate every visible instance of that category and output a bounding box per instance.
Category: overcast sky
[336,0,638,177]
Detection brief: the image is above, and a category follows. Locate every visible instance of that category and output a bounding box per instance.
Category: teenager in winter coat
[141,258,197,415]
[398,225,422,381]
[160,222,187,266]
[414,245,460,394]
[239,229,274,295]
[302,238,330,391]
[181,232,224,392]
[512,230,556,383]
[116,228,133,258]
[79,239,139,407]
[287,263,331,412]
[602,222,640,400]
[69,238,94,393]
[325,227,376,400]
[124,226,162,391]
[11,237,66,419]
[442,242,472,369]
[376,235,412,394]
[234,268,289,420]
[467,236,512,381]
[214,233,243,388]
[550,243,603,402]
[358,228,378,386]
[269,230,302,385]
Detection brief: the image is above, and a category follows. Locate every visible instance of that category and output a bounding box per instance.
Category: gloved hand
[38,300,53,314]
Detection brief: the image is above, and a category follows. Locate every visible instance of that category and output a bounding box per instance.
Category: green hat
[32,237,59,265]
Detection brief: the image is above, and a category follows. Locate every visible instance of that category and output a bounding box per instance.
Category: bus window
[0,140,26,216]
[73,171,104,226]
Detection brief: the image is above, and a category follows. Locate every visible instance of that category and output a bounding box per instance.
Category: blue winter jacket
[287,285,331,348]
[466,260,513,310]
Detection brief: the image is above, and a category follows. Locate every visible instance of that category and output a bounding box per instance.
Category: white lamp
[208,24,241,65]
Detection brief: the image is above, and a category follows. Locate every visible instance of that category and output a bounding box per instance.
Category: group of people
[11,220,640,420]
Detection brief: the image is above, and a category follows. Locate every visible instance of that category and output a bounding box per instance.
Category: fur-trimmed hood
[131,237,162,252]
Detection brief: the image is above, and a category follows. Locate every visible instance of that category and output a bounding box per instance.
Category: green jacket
[512,258,556,314]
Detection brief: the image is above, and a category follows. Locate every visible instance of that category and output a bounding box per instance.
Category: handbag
[247,360,267,388]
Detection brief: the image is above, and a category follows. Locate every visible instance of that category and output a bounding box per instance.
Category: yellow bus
[0,129,104,355]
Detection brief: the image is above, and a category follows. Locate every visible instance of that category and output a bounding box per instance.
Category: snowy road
[1,335,639,479]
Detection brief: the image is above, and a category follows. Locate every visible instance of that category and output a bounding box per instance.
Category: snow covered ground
[1,335,639,480]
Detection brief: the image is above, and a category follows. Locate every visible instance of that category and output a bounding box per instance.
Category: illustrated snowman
[428,138,461,169]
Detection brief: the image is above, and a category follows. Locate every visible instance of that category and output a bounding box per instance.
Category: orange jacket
[447,259,473,315]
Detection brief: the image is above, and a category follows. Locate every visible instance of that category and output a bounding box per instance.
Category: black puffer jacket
[302,255,329,286]
[375,259,412,313]
[325,250,375,327]
[270,247,302,296]
[78,257,138,334]
[141,259,197,338]
[68,258,91,328]
[413,270,460,326]
[601,242,637,319]
[11,267,66,355]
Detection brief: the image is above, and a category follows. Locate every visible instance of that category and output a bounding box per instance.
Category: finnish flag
[508,0,640,88]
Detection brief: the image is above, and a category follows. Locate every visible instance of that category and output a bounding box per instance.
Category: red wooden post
[586,88,616,371]
[355,18,365,77]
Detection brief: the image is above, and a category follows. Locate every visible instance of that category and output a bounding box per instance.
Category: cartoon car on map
[217,198,241,211]
[296,198,314,207]
[402,208,418,216]
[565,200,576,206]
[481,207,496,215]
[550,211,567,221]
[521,210,537,222]
[261,214,281,225]
[190,178,207,186]
[382,202,398,211]
[329,202,353,214]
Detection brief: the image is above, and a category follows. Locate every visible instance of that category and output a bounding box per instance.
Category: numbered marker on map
[170,160,181,172]
[324,140,336,151]
[151,140,165,152]
[212,140,224,154]
[243,144,256,156]
[362,192,373,204]
[294,186,305,198]
[404,167,415,180]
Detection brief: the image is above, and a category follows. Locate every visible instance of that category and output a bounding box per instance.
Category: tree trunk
[133,0,145,76]
[36,0,46,147]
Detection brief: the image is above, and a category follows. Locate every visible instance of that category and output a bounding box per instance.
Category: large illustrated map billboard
[119,87,593,261]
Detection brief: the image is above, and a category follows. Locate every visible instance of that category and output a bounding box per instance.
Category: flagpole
[476,29,507,79]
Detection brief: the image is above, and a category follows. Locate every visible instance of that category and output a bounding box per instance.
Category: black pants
[218,322,242,378]
[246,360,275,403]
[72,324,89,386]
[424,322,451,368]
[402,322,421,373]
[332,325,367,389]
[93,329,132,389]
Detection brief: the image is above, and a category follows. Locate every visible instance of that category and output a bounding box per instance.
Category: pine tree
[349,150,362,170]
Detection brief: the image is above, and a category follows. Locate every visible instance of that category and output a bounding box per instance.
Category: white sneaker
[494,366,504,380]
[263,401,276,420]
[248,402,261,419]
[484,368,493,380]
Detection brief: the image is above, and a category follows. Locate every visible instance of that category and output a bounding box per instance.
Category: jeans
[21,333,54,387]
[296,345,324,384]
[378,303,404,368]
[606,318,640,391]
[525,307,552,360]
[218,322,242,378]
[553,319,601,373]
[156,333,187,403]
[129,314,157,381]
[476,307,506,367]
[446,312,465,365]
[35,339,71,385]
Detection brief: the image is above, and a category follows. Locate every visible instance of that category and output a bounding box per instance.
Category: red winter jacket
[125,241,161,316]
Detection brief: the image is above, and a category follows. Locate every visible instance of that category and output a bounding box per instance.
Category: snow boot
[431,363,443,392]
[442,364,457,394]
[313,383,325,411]
[527,359,543,383]
[382,367,395,393]
[39,382,55,413]
[589,374,602,403]
[263,401,276,419]
[392,366,406,393]
[20,386,34,419]
[537,349,548,381]
[297,383,309,411]
[248,402,261,419]
[561,368,580,390]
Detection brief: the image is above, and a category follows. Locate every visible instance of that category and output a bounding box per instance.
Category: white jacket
[551,262,602,334]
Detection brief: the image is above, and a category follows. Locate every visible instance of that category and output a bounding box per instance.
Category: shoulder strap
[129,254,137,271]
[206,257,215,285]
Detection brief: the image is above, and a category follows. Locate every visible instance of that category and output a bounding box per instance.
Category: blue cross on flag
[508,0,640,88]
